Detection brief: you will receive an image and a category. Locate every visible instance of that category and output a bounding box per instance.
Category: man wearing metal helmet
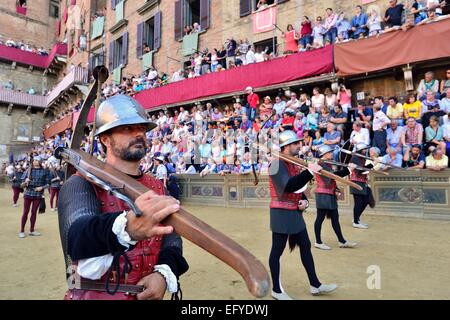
[268,130,337,300]
[58,95,188,300]
[313,145,357,251]
[349,143,373,229]
[19,156,51,238]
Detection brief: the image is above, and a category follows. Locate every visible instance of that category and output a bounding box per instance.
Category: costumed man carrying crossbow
[58,95,188,300]
[313,144,357,251]
[268,130,338,300]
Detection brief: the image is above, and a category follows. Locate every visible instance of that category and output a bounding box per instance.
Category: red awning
[43,114,73,139]
[334,18,450,77]
[135,45,333,110]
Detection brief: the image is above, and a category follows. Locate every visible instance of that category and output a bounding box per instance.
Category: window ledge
[109,19,128,33]
[177,29,206,42]
[137,0,160,15]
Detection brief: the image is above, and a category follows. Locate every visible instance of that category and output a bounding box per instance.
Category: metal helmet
[279,130,303,148]
[318,144,335,158]
[354,143,370,152]
[94,94,156,136]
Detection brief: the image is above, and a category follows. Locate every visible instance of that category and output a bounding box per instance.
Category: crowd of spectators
[0,35,50,56]
[36,66,450,192]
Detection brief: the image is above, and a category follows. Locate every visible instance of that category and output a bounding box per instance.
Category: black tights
[314,209,346,244]
[353,194,369,224]
[269,230,321,293]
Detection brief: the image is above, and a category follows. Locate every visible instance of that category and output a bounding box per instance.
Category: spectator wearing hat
[245,86,259,121]
[154,155,168,186]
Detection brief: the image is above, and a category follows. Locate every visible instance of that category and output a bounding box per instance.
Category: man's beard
[111,137,148,161]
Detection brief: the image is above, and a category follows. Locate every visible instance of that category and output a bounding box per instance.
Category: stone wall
[0,0,58,51]
[0,63,57,95]
[175,169,450,220]
[0,105,46,163]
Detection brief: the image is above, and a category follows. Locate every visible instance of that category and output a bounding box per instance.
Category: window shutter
[137,22,144,58]
[174,0,183,41]
[240,0,251,17]
[154,11,162,50]
[277,0,289,4]
[108,40,115,70]
[88,55,94,76]
[200,0,210,30]
[111,0,116,10]
[121,32,128,66]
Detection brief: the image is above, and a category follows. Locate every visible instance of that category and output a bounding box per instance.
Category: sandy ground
[1,187,450,300]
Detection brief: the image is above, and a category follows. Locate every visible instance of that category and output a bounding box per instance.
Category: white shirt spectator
[311,94,325,111]
[254,52,264,63]
[155,164,167,180]
[246,49,257,64]
[147,69,158,81]
[372,110,391,131]
[350,127,370,146]
[427,0,443,14]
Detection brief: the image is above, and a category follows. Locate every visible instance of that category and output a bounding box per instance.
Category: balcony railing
[47,67,89,105]
[0,89,47,108]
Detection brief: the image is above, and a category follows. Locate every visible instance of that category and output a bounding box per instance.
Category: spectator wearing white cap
[246,86,259,121]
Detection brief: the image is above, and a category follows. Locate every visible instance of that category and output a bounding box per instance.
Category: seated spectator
[324,87,337,110]
[425,115,446,152]
[259,96,273,118]
[306,106,319,132]
[336,12,352,40]
[239,152,253,174]
[350,121,371,147]
[285,92,300,110]
[171,69,185,82]
[324,123,341,161]
[299,92,312,115]
[293,112,304,138]
[384,0,405,29]
[440,68,450,98]
[444,113,450,155]
[330,104,347,136]
[273,95,286,116]
[311,87,325,111]
[301,130,313,155]
[311,130,324,156]
[280,110,295,131]
[417,8,439,24]
[422,92,445,127]
[367,147,384,170]
[426,146,448,170]
[403,93,422,121]
[351,5,368,38]
[200,158,216,177]
[403,144,425,169]
[386,120,403,153]
[417,71,440,101]
[318,105,332,133]
[386,96,404,126]
[380,147,403,170]
[367,7,383,36]
[240,114,252,133]
[440,88,450,113]
[353,103,373,129]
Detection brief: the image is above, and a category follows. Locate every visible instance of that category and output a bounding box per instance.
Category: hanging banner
[252,6,276,34]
